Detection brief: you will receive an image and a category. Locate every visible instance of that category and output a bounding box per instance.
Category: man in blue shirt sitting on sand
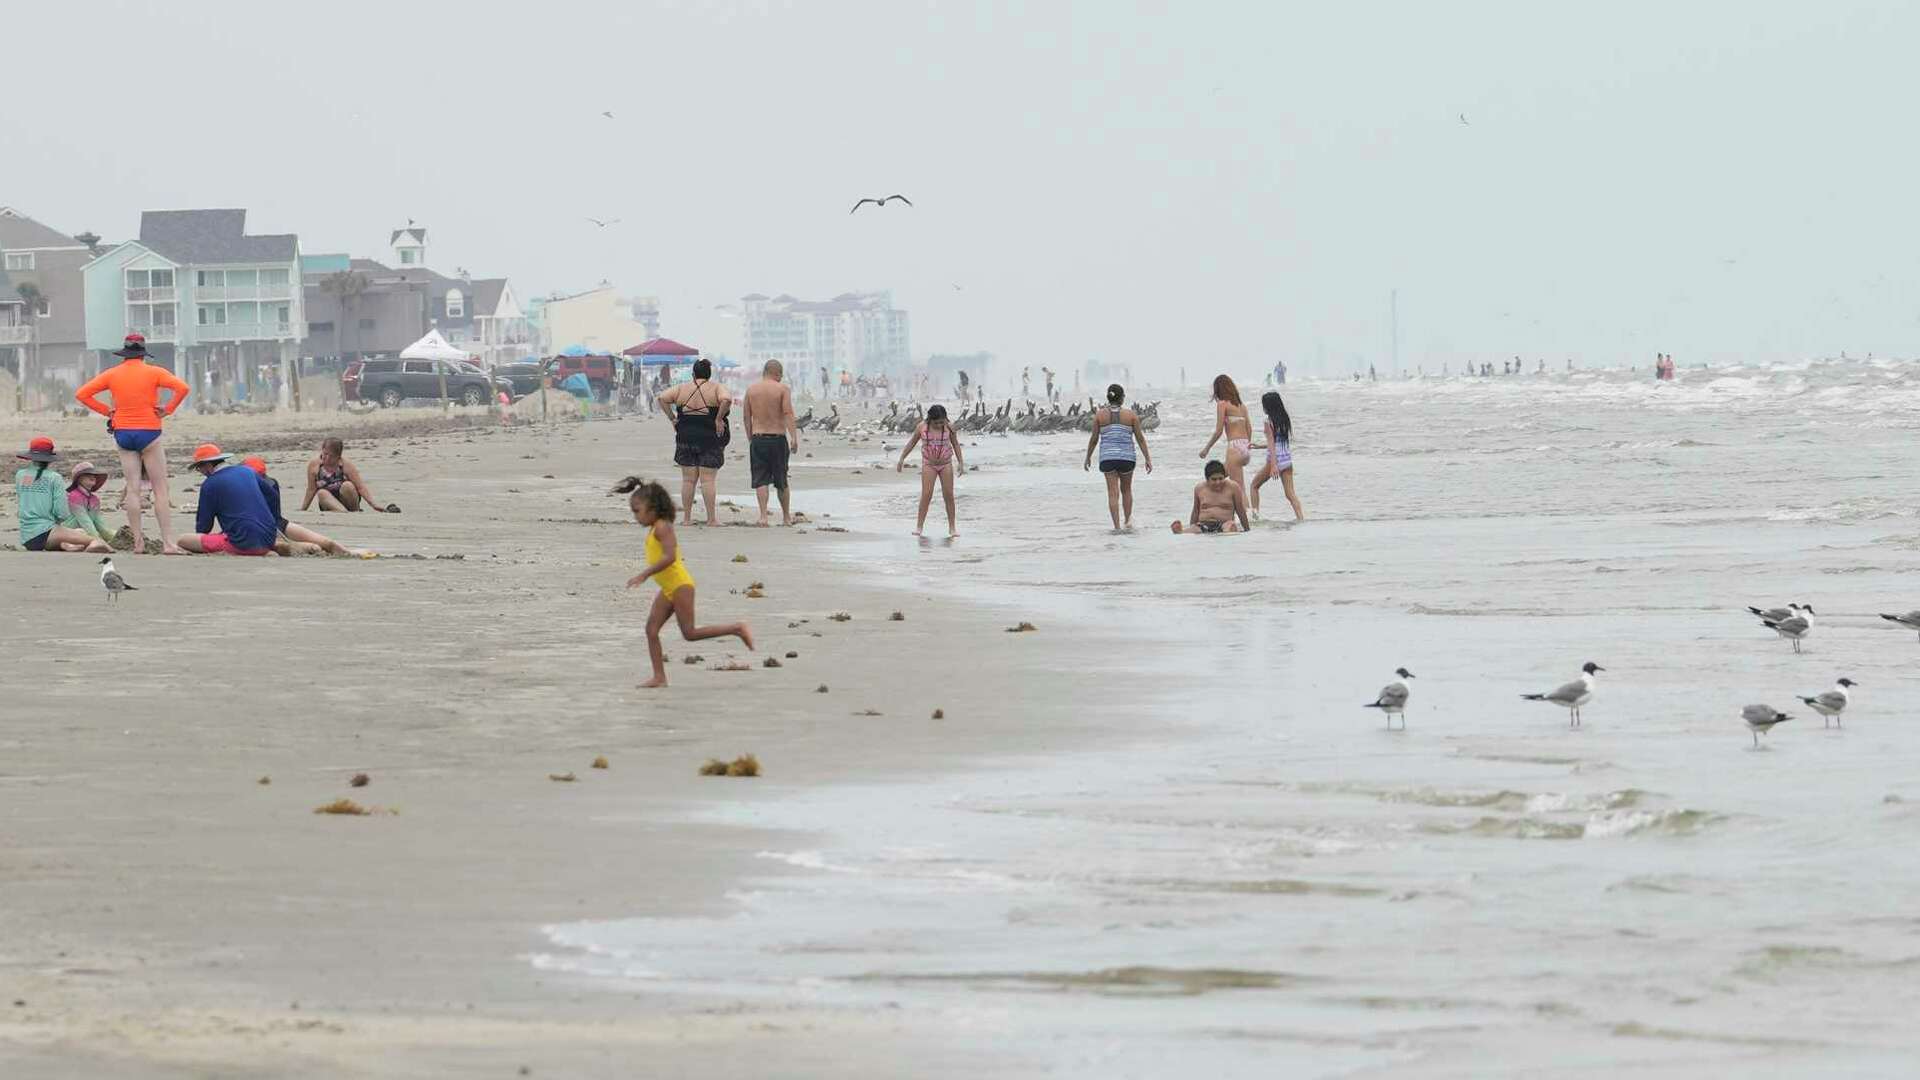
[174,443,279,556]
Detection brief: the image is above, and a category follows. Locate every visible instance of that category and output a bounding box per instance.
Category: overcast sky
[6,1,1918,376]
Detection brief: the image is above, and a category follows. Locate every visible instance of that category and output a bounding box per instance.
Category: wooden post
[290,346,303,412]
[437,360,450,412]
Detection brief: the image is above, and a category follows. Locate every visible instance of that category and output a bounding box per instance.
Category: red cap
[190,443,230,466]
[241,456,268,475]
[124,331,146,345]
[29,435,53,453]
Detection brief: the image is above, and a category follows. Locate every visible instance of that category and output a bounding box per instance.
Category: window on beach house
[4,252,32,271]
[197,270,224,287]
[445,288,464,319]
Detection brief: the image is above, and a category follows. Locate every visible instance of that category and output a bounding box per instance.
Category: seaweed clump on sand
[313,799,370,816]
[700,754,761,778]
[889,611,905,621]
[829,612,852,622]
[591,756,609,770]
[1007,621,1038,633]
[349,773,370,788]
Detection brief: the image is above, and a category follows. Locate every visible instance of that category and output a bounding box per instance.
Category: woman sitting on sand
[1083,383,1152,531]
[14,437,111,553]
[1249,391,1304,522]
[895,403,964,538]
[613,476,754,689]
[657,359,731,527]
[1199,374,1253,505]
[302,437,396,513]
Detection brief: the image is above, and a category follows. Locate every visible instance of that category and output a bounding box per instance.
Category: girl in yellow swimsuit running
[615,476,754,688]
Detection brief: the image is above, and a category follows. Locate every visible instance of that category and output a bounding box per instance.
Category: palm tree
[15,282,41,410]
[319,271,368,360]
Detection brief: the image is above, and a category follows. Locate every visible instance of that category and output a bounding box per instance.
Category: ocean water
[537,362,1920,1076]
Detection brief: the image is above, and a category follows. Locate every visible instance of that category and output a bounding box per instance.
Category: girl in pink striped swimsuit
[896,404,965,537]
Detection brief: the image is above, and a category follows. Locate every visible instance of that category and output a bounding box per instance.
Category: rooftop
[139,209,297,265]
[0,207,86,250]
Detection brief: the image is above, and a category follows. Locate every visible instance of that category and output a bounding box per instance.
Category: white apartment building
[739,291,909,376]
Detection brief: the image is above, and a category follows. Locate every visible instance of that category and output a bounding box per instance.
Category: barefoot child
[894,403,964,537]
[613,476,754,688]
[1171,460,1250,534]
[1249,390,1304,521]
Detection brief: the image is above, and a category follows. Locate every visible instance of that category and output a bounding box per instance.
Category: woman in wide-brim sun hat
[13,436,110,553]
[73,333,191,555]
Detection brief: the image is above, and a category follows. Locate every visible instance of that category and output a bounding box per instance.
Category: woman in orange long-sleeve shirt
[74,335,190,554]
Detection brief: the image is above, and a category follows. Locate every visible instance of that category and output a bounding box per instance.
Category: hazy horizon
[7,1,1919,378]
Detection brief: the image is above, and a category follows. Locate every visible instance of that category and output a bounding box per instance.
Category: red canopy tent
[622,337,700,358]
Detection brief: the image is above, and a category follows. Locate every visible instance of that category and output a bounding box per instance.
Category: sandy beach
[1,404,1132,1077]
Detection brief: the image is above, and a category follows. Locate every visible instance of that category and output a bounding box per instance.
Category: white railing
[127,323,180,342]
[126,286,179,303]
[0,325,29,345]
[197,321,300,342]
[194,284,294,302]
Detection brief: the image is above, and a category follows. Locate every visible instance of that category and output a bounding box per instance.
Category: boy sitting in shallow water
[1172,460,1250,534]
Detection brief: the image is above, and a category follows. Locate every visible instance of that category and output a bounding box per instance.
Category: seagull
[1798,678,1856,728]
[1879,610,1920,640]
[1458,113,1470,125]
[1521,662,1602,727]
[601,111,615,119]
[98,557,136,602]
[1742,704,1792,747]
[585,217,621,228]
[1747,602,1801,623]
[1760,606,1815,653]
[850,195,913,214]
[1363,668,1415,729]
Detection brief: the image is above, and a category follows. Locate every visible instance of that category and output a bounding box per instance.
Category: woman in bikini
[613,476,754,688]
[1249,390,1305,522]
[657,358,731,526]
[74,335,190,554]
[895,403,964,537]
[1199,373,1253,506]
[302,437,396,513]
[1082,383,1152,530]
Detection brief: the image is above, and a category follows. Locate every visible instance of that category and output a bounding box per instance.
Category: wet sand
[0,406,1105,1077]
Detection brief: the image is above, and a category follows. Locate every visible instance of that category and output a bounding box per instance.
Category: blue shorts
[114,429,162,453]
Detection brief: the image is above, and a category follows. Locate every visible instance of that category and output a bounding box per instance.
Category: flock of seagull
[1362,601,1917,747]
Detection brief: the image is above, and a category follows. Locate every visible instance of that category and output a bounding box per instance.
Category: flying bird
[1459,113,1470,125]
[1742,704,1792,747]
[601,111,615,119]
[850,195,913,214]
[98,557,136,602]
[1363,668,1415,729]
[1521,662,1603,727]
[585,217,622,228]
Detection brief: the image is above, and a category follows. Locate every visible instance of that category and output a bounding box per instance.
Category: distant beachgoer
[613,476,754,689]
[303,438,395,513]
[821,366,832,398]
[15,438,111,553]
[1083,383,1152,530]
[743,360,800,526]
[176,444,278,556]
[74,334,190,554]
[1043,366,1056,402]
[895,403,964,537]
[242,458,353,556]
[1172,460,1249,534]
[1249,391,1304,522]
[1199,374,1253,505]
[1275,360,1287,385]
[957,369,970,400]
[1022,366,1031,399]
[1369,365,1378,382]
[65,461,116,546]
[658,358,731,526]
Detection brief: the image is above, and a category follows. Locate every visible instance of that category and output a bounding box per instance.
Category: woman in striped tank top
[1083,383,1153,531]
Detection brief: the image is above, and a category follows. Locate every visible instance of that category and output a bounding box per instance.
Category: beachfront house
[81,209,304,406]
[300,227,531,371]
[0,207,98,400]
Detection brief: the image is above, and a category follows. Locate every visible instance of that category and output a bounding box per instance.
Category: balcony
[196,321,301,342]
[194,283,295,302]
[0,325,29,345]
[128,323,180,343]
[126,286,179,303]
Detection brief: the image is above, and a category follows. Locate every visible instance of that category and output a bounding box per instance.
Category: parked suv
[344,358,498,408]
[546,354,619,401]
[495,361,546,399]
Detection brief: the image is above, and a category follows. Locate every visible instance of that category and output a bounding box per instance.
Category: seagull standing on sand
[1742,704,1792,747]
[850,195,913,214]
[1760,606,1815,653]
[1879,610,1920,640]
[98,557,136,602]
[1521,662,1602,727]
[1363,668,1415,729]
[1798,678,1855,728]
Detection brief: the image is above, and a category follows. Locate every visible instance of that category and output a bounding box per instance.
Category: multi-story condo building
[739,291,909,380]
[81,209,303,404]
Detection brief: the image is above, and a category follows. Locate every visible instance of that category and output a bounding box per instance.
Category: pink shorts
[200,533,271,557]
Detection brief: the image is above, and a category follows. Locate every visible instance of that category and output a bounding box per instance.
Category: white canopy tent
[399,330,470,363]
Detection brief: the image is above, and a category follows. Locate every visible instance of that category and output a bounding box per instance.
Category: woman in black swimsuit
[658,358,731,526]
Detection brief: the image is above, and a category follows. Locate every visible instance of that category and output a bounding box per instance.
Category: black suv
[346,358,499,408]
